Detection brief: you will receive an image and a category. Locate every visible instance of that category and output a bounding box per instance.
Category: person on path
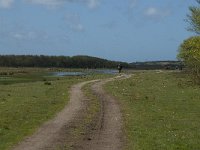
[117,64,122,73]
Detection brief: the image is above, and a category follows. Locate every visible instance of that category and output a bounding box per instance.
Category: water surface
[52,69,118,77]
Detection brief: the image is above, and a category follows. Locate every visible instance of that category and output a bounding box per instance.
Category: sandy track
[13,74,131,150]
[13,80,98,150]
[77,74,131,150]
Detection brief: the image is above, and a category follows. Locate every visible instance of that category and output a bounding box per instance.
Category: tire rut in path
[78,74,131,150]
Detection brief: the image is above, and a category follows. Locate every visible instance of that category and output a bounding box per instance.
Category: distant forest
[0,55,130,68]
[0,55,182,69]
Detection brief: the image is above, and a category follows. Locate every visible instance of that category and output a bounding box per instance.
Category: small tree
[187,0,200,34]
[178,36,200,83]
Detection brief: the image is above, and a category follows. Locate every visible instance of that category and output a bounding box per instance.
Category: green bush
[178,36,200,83]
[44,81,52,85]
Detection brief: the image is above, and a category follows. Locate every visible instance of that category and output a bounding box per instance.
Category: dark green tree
[187,0,200,34]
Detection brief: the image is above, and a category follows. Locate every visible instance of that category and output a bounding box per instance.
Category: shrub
[44,81,52,85]
[178,36,200,83]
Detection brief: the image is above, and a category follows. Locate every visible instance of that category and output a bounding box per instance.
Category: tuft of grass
[44,81,52,85]
[105,71,200,150]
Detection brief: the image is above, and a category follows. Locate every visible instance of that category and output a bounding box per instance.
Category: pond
[91,69,118,74]
[52,69,118,77]
[52,72,87,77]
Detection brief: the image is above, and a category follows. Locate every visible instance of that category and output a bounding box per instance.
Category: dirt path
[77,74,131,150]
[13,74,131,150]
[13,80,98,150]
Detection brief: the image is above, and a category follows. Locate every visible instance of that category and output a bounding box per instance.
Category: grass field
[0,67,87,85]
[0,68,112,150]
[106,71,200,150]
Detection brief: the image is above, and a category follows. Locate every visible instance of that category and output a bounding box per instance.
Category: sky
[0,0,198,62]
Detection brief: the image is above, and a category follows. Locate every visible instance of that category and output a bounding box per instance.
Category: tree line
[0,55,183,70]
[0,55,130,69]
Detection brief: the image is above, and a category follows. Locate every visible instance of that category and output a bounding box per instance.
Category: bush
[178,36,200,83]
[44,81,52,85]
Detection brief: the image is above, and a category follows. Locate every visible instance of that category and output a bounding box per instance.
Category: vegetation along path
[13,74,131,150]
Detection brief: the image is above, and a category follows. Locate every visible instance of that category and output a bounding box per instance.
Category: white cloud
[28,0,65,6]
[72,24,84,31]
[64,13,85,32]
[26,0,100,9]
[145,7,157,16]
[12,33,24,39]
[0,0,14,8]
[11,31,39,40]
[129,0,137,8]
[87,0,100,9]
[144,7,171,19]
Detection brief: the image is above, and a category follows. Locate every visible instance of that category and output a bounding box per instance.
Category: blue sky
[0,0,197,62]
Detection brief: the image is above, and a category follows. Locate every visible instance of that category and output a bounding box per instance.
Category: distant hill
[0,55,129,69]
[130,61,183,70]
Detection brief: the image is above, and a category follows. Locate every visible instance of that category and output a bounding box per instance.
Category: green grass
[0,67,114,85]
[105,71,200,150]
[0,78,80,150]
[0,67,57,85]
[0,67,112,150]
